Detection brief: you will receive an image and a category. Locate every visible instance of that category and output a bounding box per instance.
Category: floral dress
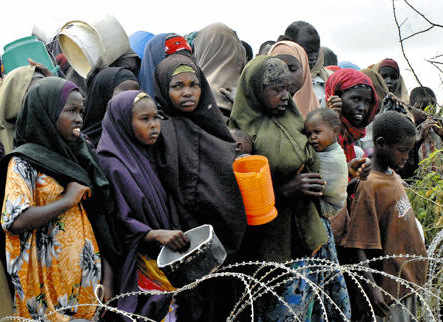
[1,157,101,321]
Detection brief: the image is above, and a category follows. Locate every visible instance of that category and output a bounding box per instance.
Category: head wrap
[129,31,155,59]
[193,23,247,115]
[164,34,192,55]
[261,57,290,87]
[138,33,192,98]
[325,68,378,161]
[379,58,400,75]
[83,67,138,147]
[269,41,319,118]
[338,61,360,70]
[372,58,409,102]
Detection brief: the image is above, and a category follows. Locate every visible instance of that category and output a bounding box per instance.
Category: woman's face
[261,83,290,116]
[168,72,201,112]
[131,98,161,145]
[340,87,373,128]
[56,90,84,142]
[379,66,399,93]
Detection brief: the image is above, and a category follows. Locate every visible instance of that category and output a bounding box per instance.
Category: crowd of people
[0,19,441,322]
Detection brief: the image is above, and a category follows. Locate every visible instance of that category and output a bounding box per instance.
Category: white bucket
[92,15,130,68]
[58,15,130,78]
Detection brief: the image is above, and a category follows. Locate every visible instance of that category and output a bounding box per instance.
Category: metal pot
[157,224,227,288]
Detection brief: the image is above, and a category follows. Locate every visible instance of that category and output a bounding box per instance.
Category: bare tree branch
[392,0,423,86]
[402,0,443,28]
[401,25,434,42]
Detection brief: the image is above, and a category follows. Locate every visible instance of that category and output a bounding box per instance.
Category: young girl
[97,90,188,320]
[305,109,348,218]
[153,53,246,321]
[1,77,119,321]
[229,55,350,321]
[138,33,192,98]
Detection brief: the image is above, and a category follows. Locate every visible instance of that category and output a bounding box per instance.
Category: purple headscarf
[96,90,173,319]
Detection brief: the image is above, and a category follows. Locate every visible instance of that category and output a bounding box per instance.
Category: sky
[2,0,443,101]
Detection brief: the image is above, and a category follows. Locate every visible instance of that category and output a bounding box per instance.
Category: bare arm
[10,182,91,234]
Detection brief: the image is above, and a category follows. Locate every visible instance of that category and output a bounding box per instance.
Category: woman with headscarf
[138,33,192,98]
[0,65,45,154]
[97,90,186,321]
[282,21,332,107]
[269,41,319,119]
[229,55,351,321]
[325,68,378,185]
[153,53,246,321]
[372,58,409,103]
[193,23,247,117]
[0,77,121,320]
[83,67,139,147]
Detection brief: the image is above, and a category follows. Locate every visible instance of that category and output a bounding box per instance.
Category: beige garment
[0,65,36,154]
[193,23,247,114]
[370,62,409,103]
[269,41,319,118]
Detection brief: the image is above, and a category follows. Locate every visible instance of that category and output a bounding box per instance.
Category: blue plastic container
[2,36,58,75]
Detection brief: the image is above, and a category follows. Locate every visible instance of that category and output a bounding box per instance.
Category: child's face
[341,87,373,128]
[380,136,415,171]
[304,116,338,152]
[261,83,290,116]
[131,98,161,145]
[168,72,201,113]
[56,90,84,142]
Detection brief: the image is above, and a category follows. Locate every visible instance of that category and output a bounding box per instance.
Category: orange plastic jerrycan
[233,155,277,225]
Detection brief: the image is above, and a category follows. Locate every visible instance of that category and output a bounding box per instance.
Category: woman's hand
[281,173,326,198]
[348,158,371,180]
[64,182,91,208]
[327,95,343,115]
[145,230,190,251]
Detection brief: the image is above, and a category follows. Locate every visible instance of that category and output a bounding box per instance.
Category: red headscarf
[379,58,400,75]
[325,68,379,161]
[164,35,192,55]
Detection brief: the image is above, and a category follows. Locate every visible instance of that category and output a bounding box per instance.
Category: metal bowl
[157,224,227,288]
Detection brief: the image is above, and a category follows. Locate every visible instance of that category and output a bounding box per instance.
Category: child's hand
[281,173,326,198]
[64,182,92,208]
[348,158,371,180]
[327,95,343,115]
[146,230,190,251]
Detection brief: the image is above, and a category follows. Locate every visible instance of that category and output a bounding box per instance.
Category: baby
[304,109,348,217]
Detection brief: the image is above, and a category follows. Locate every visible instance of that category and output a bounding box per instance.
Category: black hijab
[1,77,121,267]
[83,67,138,147]
[155,54,234,142]
[153,54,246,255]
